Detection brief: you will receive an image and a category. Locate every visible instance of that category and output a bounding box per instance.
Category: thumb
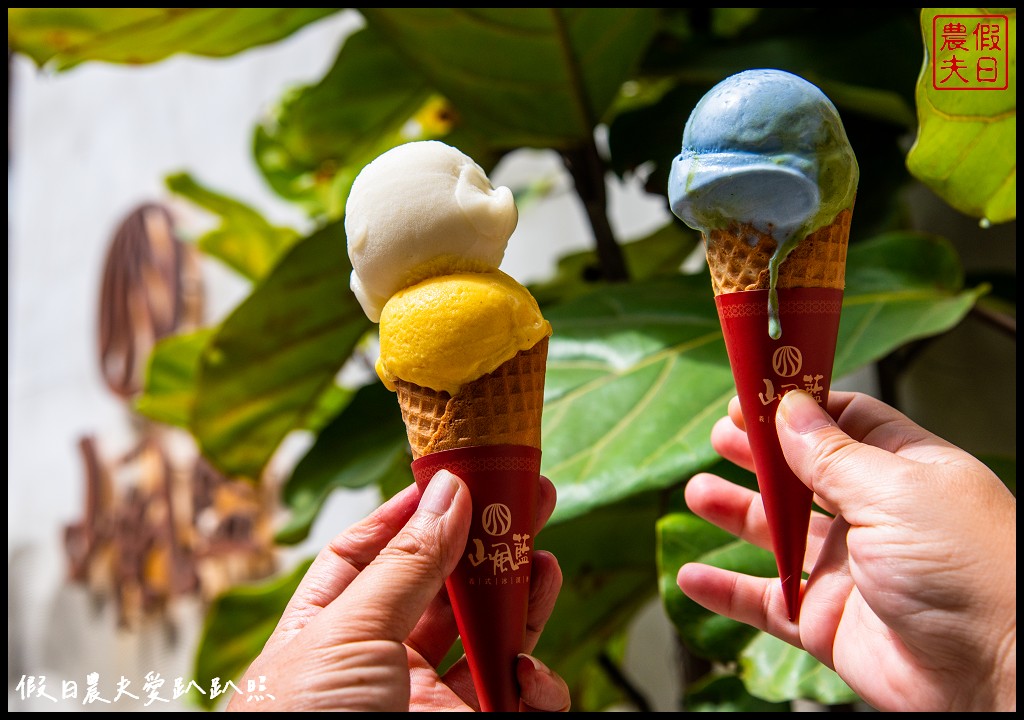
[776,390,913,522]
[325,469,472,644]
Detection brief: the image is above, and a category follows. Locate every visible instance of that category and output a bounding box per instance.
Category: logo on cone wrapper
[772,346,803,377]
[411,444,541,713]
[482,503,513,536]
[716,288,843,619]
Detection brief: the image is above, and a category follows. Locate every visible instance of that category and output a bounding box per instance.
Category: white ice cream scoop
[345,140,518,322]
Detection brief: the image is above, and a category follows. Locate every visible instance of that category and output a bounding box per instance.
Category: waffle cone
[393,336,548,459]
[705,208,852,296]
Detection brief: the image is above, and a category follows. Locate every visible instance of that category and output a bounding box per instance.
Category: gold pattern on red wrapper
[412,444,541,712]
[716,287,843,620]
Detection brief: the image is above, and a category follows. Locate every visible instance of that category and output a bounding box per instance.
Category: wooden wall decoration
[63,203,276,627]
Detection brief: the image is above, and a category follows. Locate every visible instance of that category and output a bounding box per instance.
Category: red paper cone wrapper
[411,444,541,713]
[715,288,843,620]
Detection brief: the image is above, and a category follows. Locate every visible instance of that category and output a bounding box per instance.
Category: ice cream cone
[401,337,548,712]
[704,209,851,296]
[394,337,548,459]
[708,208,851,620]
[668,69,859,621]
[344,140,552,709]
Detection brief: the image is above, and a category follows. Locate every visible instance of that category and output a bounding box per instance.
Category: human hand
[229,470,569,712]
[677,390,1016,712]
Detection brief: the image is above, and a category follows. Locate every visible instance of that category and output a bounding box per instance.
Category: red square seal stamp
[932,14,1010,90]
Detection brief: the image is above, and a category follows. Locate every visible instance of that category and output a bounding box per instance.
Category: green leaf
[533,494,660,685]
[360,8,658,147]
[543,232,982,524]
[276,382,409,545]
[834,233,986,376]
[740,632,857,705]
[907,9,1017,223]
[8,8,340,71]
[136,328,215,427]
[574,633,633,711]
[192,222,372,479]
[166,173,300,281]
[657,511,776,661]
[254,26,434,218]
[192,558,313,710]
[297,382,353,433]
[685,673,789,712]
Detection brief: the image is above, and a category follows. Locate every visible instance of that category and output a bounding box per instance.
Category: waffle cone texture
[704,208,852,296]
[394,336,548,459]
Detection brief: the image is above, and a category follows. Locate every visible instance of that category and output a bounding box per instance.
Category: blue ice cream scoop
[667,69,858,338]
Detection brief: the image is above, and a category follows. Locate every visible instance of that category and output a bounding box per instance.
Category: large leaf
[136,327,354,434]
[192,222,371,479]
[192,558,313,710]
[543,232,983,524]
[8,8,340,71]
[254,26,434,218]
[685,674,789,712]
[832,232,984,374]
[276,382,409,544]
[532,494,660,685]
[907,9,1017,223]
[573,632,633,711]
[166,173,300,281]
[656,511,775,662]
[740,633,857,705]
[360,8,658,148]
[136,328,215,428]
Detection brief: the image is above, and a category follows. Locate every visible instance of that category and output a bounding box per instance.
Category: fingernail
[778,390,834,434]
[517,653,546,676]
[420,469,459,515]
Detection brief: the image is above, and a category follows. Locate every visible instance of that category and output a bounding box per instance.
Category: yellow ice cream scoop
[376,270,551,395]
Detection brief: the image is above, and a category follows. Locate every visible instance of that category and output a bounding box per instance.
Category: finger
[776,391,925,523]
[710,414,757,473]
[685,473,833,573]
[405,587,460,670]
[826,391,982,471]
[676,563,802,648]
[518,654,571,712]
[263,482,423,651]
[319,469,472,645]
[405,477,560,667]
[716,390,959,473]
[797,515,854,667]
[524,551,563,652]
[727,394,745,430]
[407,648,473,711]
[535,475,557,534]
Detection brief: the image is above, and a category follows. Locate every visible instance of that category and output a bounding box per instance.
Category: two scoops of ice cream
[345,140,550,712]
[346,140,551,457]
